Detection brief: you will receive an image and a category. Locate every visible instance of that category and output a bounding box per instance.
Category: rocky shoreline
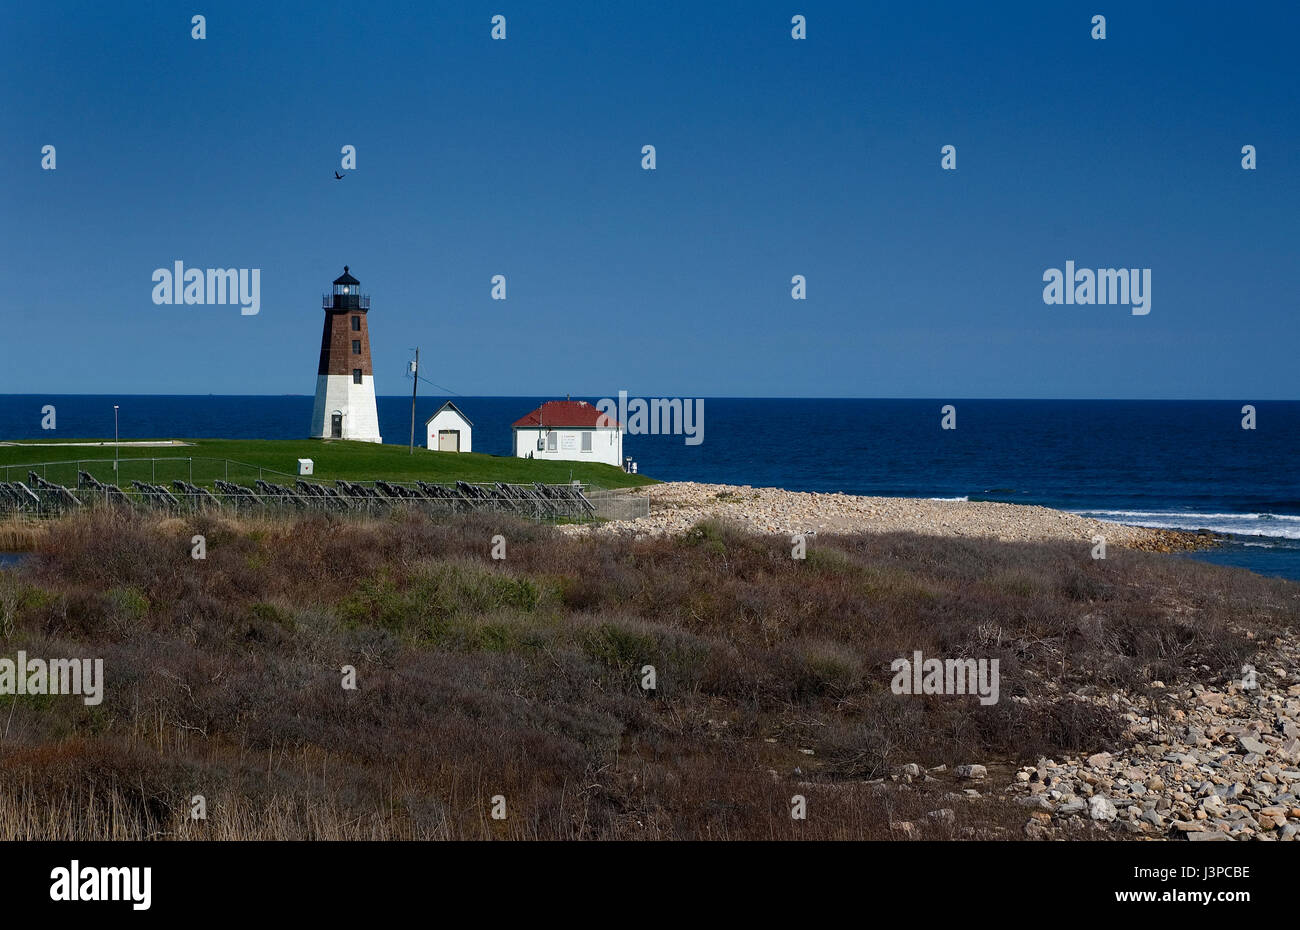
[1001,638,1300,841]
[573,481,1300,841]
[575,481,1215,552]
[882,635,1300,842]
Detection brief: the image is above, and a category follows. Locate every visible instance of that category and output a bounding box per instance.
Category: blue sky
[2,1,1297,398]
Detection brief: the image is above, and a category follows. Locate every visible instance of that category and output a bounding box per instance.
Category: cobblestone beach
[573,482,1208,551]
[1003,655,1300,841]
[915,635,1300,842]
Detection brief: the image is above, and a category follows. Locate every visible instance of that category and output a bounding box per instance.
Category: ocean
[3,396,1298,580]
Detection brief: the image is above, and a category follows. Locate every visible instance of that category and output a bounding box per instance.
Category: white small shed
[425,401,472,453]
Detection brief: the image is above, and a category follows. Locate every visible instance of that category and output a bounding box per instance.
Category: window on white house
[547,432,557,452]
[581,431,592,452]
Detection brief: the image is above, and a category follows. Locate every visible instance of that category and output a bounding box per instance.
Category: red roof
[512,400,620,429]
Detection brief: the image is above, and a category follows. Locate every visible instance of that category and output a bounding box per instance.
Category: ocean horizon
[4,394,1298,579]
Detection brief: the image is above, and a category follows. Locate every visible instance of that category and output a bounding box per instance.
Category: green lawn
[0,437,656,490]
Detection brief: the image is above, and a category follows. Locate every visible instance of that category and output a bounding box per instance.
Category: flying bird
[334,171,345,180]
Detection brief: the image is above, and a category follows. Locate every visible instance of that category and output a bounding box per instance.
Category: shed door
[438,429,460,452]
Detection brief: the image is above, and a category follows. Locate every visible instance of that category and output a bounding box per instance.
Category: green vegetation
[0,437,655,490]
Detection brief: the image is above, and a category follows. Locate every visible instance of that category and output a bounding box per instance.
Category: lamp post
[113,405,119,472]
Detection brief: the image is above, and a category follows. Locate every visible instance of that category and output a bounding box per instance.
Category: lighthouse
[310,266,382,443]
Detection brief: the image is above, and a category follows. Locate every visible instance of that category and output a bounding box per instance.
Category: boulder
[1238,735,1269,755]
[1089,795,1118,822]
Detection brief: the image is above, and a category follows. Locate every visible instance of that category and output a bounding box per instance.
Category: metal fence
[0,457,299,489]
[0,465,601,524]
[585,488,652,521]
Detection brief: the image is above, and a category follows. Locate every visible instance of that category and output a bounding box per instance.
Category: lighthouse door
[330,413,343,438]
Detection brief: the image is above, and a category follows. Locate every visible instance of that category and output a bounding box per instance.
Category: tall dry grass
[0,519,47,551]
[0,508,1294,839]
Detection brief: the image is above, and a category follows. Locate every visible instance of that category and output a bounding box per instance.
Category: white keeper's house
[512,400,623,467]
[425,401,472,453]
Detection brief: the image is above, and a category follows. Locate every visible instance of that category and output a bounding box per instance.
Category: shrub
[0,508,1294,839]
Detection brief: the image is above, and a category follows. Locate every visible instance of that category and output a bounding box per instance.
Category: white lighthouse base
[310,374,383,443]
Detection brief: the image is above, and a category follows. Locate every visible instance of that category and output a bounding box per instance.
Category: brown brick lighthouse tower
[309,266,382,442]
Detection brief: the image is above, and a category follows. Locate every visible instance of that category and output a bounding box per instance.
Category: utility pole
[408,348,419,454]
[113,405,119,473]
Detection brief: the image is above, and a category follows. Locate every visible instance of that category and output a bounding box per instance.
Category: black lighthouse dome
[326,266,367,310]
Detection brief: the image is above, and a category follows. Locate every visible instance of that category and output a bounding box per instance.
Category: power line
[404,365,463,397]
